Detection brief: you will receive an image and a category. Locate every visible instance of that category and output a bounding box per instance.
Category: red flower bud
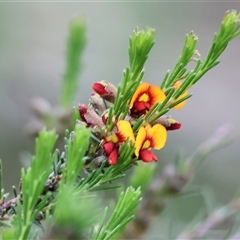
[153,116,181,131]
[92,82,108,95]
[92,81,117,103]
[165,122,181,130]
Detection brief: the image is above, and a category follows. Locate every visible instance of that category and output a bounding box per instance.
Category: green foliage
[155,10,240,122]
[65,125,90,185]
[49,184,99,239]
[107,10,240,130]
[0,10,240,240]
[100,141,136,182]
[60,18,86,108]
[90,186,141,240]
[12,130,57,240]
[76,141,135,191]
[161,32,198,90]
[2,228,15,239]
[106,27,155,131]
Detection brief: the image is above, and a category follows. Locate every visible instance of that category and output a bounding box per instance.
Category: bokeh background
[0,2,239,238]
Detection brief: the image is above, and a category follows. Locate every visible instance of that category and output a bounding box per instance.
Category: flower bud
[153,116,181,131]
[78,104,104,128]
[92,80,117,103]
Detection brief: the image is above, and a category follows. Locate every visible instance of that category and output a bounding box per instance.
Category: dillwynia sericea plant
[0,10,240,240]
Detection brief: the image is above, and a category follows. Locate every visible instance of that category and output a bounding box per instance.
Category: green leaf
[15,130,57,240]
[66,125,90,185]
[106,27,155,131]
[60,18,86,107]
[161,31,198,90]
[91,187,141,240]
[51,184,99,239]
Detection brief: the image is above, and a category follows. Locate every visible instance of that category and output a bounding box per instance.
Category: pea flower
[134,124,167,162]
[130,82,166,116]
[104,120,134,165]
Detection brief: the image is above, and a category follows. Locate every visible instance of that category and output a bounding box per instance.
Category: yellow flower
[105,120,135,143]
[134,124,167,162]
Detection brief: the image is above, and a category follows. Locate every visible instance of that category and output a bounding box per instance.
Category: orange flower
[134,124,167,162]
[172,81,188,110]
[130,82,166,116]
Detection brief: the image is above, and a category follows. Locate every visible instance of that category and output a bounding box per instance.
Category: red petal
[134,102,150,112]
[139,149,158,162]
[108,148,118,165]
[103,142,115,155]
[92,82,108,95]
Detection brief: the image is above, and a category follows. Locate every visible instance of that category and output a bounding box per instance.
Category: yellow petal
[105,134,119,143]
[148,85,166,106]
[139,93,150,102]
[142,139,151,149]
[149,124,167,149]
[116,120,134,142]
[134,126,146,157]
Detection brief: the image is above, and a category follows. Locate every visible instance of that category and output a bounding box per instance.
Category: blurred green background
[0,2,239,238]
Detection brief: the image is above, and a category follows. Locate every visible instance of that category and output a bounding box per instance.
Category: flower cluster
[79,80,187,166]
